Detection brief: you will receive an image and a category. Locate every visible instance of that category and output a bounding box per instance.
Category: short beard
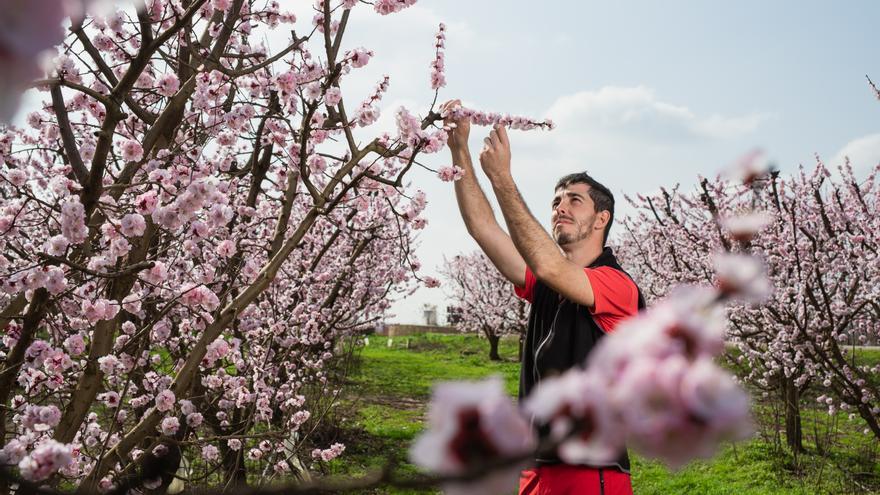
[554,226,590,246]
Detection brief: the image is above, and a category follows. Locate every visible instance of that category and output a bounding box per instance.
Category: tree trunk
[487,334,501,361]
[221,447,247,489]
[782,377,803,452]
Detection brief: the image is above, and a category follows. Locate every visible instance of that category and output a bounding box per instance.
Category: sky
[15,1,880,325]
[334,0,880,324]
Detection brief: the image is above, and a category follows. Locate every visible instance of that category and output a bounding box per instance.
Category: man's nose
[555,203,569,217]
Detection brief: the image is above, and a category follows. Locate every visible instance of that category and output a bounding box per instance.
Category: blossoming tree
[440,251,528,360]
[0,0,504,489]
[617,155,880,451]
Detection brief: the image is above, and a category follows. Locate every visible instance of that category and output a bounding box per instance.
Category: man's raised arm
[442,99,527,287]
[478,124,599,308]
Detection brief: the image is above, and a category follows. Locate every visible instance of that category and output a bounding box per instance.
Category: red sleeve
[513,266,537,303]
[584,266,639,333]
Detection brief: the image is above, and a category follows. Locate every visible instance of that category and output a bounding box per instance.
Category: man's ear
[595,210,611,230]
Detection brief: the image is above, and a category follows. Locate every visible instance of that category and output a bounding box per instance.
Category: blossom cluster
[620,152,880,442]
[444,105,555,130]
[430,23,447,90]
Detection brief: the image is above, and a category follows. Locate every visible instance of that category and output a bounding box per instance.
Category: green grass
[321,333,880,494]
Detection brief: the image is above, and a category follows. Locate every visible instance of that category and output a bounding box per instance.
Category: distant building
[446,305,463,325]
[422,304,438,326]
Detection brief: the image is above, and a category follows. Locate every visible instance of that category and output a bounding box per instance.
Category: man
[441,99,644,495]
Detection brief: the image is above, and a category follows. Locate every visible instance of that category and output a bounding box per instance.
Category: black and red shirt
[514,246,645,470]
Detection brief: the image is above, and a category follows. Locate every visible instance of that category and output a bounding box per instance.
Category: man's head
[551,172,614,247]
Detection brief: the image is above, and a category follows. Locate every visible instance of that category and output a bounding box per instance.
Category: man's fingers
[495,124,509,146]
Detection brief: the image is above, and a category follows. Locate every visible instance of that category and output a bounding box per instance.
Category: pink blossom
[429,24,446,90]
[373,0,417,15]
[135,190,159,215]
[216,239,236,258]
[21,404,62,432]
[160,416,179,435]
[0,438,28,466]
[92,33,114,51]
[726,149,770,185]
[0,0,66,122]
[443,104,554,130]
[45,267,67,294]
[156,73,180,97]
[64,334,86,356]
[98,391,121,407]
[424,277,440,288]
[437,165,465,182]
[347,47,373,68]
[317,443,345,461]
[61,197,88,244]
[7,168,27,187]
[324,87,342,106]
[155,389,176,412]
[122,294,142,314]
[680,358,752,435]
[354,104,379,127]
[120,213,147,237]
[143,261,168,284]
[713,253,771,302]
[526,370,624,464]
[227,438,242,450]
[98,355,120,375]
[212,0,231,10]
[82,298,119,324]
[292,410,310,428]
[307,154,327,174]
[180,285,221,312]
[120,139,144,162]
[186,412,203,427]
[44,234,69,256]
[274,70,297,94]
[410,377,535,494]
[721,211,771,242]
[304,82,322,101]
[202,445,220,461]
[203,338,230,367]
[17,440,73,481]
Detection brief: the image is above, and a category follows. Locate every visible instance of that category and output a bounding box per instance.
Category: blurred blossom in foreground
[410,376,536,495]
[530,287,752,468]
[0,0,67,121]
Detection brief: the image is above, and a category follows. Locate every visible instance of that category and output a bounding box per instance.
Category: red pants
[519,465,633,495]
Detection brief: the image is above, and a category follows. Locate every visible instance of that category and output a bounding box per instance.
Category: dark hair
[554,172,615,245]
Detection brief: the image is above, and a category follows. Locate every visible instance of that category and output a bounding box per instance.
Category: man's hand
[440,99,470,154]
[479,124,511,181]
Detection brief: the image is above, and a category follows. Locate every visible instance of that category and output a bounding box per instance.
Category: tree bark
[782,377,804,453]
[487,333,501,361]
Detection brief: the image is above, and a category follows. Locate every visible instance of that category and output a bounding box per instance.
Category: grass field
[316,333,880,494]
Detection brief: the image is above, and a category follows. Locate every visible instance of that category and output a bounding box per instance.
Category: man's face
[551,183,599,246]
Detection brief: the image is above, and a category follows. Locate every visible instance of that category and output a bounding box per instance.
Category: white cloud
[544,86,772,141]
[830,133,880,175]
